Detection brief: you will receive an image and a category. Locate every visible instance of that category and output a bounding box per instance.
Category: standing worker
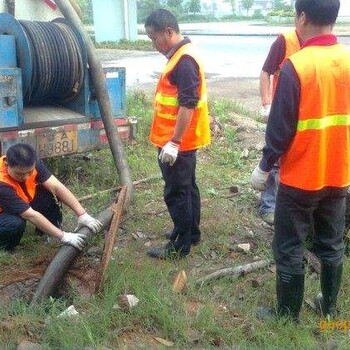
[258,28,302,225]
[0,143,102,251]
[251,0,349,322]
[144,9,211,259]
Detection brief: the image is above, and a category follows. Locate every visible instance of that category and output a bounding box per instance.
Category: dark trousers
[0,185,62,251]
[158,149,201,255]
[273,184,346,275]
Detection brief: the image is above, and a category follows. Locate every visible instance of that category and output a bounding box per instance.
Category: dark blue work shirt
[166,37,200,109]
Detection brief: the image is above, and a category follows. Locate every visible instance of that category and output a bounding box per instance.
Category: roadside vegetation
[0,90,349,348]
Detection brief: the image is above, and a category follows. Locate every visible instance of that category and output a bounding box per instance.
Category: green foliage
[252,9,264,19]
[94,39,154,51]
[76,0,94,24]
[272,0,288,11]
[2,91,350,348]
[241,0,254,16]
[137,0,162,23]
[184,0,201,15]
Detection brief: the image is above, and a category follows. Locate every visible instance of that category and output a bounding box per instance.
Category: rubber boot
[276,270,305,323]
[320,263,343,318]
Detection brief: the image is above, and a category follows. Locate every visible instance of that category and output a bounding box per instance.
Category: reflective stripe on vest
[149,43,211,151]
[272,30,301,96]
[297,114,350,131]
[280,44,350,190]
[0,156,38,212]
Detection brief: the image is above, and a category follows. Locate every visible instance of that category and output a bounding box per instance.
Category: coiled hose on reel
[19,19,86,104]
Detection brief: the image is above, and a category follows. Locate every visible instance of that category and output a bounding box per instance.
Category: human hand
[159,141,179,166]
[61,231,86,250]
[260,104,271,122]
[76,213,102,234]
[251,165,270,191]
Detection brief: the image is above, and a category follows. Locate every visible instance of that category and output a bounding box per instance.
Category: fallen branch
[95,186,128,292]
[195,259,271,285]
[78,174,162,202]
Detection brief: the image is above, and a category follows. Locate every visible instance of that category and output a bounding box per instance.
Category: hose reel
[0,13,87,104]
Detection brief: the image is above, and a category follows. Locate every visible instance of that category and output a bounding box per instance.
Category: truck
[0,0,133,158]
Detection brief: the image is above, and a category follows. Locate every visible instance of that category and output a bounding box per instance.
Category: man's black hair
[295,0,340,25]
[145,8,179,33]
[6,143,37,167]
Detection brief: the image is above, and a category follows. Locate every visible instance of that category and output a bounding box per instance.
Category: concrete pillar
[91,0,137,43]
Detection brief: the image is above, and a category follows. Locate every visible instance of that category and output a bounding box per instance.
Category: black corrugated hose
[19,19,85,104]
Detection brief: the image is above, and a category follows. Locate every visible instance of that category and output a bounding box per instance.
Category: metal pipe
[54,0,134,207]
[31,206,114,304]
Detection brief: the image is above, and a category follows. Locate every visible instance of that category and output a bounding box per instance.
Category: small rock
[118,294,140,310]
[144,241,152,247]
[237,243,250,253]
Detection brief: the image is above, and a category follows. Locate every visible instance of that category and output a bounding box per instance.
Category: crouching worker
[0,143,102,252]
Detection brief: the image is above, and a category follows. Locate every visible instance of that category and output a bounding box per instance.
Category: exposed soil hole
[0,254,101,304]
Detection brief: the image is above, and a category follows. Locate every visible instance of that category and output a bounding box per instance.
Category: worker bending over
[0,143,102,251]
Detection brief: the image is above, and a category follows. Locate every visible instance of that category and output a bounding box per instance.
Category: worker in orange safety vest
[251,0,349,322]
[145,8,210,260]
[258,29,302,226]
[0,143,102,251]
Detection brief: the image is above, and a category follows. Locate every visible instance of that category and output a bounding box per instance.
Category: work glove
[76,213,102,234]
[159,141,179,166]
[251,165,270,191]
[260,104,271,122]
[61,231,86,250]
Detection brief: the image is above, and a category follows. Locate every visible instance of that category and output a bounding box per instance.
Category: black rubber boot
[320,263,343,318]
[276,270,305,323]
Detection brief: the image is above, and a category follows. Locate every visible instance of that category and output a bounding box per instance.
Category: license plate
[38,129,77,158]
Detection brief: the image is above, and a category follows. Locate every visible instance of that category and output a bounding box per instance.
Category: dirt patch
[0,252,101,305]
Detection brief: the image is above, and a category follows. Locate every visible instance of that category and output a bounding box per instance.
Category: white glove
[251,165,270,191]
[159,141,179,166]
[76,213,102,234]
[260,104,271,122]
[61,231,85,250]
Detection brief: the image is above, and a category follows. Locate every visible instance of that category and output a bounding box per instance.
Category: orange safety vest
[0,156,37,212]
[280,44,350,190]
[149,43,211,151]
[272,30,301,96]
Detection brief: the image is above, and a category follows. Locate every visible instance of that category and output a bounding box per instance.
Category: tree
[241,0,254,16]
[224,0,236,15]
[185,0,201,15]
[137,0,161,23]
[272,0,287,10]
[166,0,184,18]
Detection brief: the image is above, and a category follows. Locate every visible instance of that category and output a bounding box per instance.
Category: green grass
[94,39,154,51]
[0,91,349,348]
